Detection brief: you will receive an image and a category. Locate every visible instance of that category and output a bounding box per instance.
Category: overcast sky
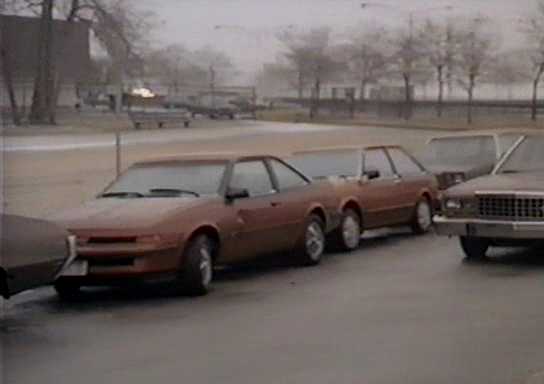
[137,0,539,81]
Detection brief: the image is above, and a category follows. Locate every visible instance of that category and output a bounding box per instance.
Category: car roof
[290,145,403,156]
[427,129,540,141]
[133,152,280,166]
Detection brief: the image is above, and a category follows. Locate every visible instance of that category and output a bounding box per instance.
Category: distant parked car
[434,134,544,260]
[52,154,339,298]
[419,132,523,189]
[288,146,439,251]
[0,214,74,299]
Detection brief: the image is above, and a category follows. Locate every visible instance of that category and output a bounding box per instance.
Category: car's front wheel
[297,214,326,266]
[180,235,214,296]
[460,236,489,260]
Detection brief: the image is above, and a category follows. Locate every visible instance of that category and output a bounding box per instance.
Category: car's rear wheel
[180,235,214,296]
[460,236,489,260]
[411,197,433,234]
[297,214,326,266]
[330,209,361,252]
[54,279,81,300]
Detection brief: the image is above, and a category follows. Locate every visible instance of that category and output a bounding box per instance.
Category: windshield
[497,136,544,174]
[423,136,496,167]
[289,150,361,179]
[102,162,227,197]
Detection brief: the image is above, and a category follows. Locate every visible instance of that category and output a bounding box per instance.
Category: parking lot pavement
[4,231,544,384]
[1,120,359,152]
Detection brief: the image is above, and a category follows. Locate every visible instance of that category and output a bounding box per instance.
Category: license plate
[60,260,88,277]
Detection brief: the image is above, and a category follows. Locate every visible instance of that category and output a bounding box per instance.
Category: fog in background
[139,0,538,82]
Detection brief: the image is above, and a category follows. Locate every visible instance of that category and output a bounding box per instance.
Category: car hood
[445,172,544,197]
[424,162,492,177]
[52,197,206,231]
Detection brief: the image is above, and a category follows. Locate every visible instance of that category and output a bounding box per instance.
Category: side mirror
[364,169,380,180]
[225,187,250,202]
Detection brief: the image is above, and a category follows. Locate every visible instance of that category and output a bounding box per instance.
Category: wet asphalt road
[4,230,544,384]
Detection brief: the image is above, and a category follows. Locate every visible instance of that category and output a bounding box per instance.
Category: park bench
[128,110,191,129]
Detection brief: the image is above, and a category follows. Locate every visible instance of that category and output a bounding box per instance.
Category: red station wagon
[288,146,440,251]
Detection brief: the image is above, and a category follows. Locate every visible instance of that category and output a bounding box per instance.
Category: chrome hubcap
[417,202,432,231]
[306,222,325,260]
[199,247,212,287]
[342,215,360,249]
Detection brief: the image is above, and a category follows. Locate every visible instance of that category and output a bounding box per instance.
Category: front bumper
[57,245,181,284]
[434,215,544,239]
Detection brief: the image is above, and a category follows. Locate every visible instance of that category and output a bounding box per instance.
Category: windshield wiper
[100,192,144,198]
[148,188,200,197]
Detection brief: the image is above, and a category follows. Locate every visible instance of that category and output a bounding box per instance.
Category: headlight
[451,173,465,185]
[445,199,463,210]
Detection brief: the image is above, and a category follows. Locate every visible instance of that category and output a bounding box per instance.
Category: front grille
[478,194,544,220]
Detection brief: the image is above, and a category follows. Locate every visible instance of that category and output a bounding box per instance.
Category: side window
[230,161,274,196]
[364,149,394,178]
[387,148,424,176]
[269,159,309,190]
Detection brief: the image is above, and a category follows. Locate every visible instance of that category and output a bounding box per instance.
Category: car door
[223,160,287,262]
[267,158,313,250]
[385,147,429,222]
[360,148,403,228]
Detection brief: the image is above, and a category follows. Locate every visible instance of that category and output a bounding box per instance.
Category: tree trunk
[359,79,367,112]
[0,43,21,125]
[29,0,55,125]
[437,65,444,118]
[310,77,321,120]
[467,75,475,125]
[403,73,412,120]
[531,64,543,122]
[297,71,303,102]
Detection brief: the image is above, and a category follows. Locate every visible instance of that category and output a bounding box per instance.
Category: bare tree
[485,51,530,100]
[344,26,389,108]
[279,27,342,118]
[421,19,460,117]
[13,0,153,122]
[522,0,544,121]
[277,30,312,101]
[29,0,55,124]
[0,17,22,125]
[456,17,495,124]
[144,45,208,92]
[391,19,426,120]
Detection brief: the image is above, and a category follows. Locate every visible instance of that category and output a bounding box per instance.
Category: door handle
[270,201,281,207]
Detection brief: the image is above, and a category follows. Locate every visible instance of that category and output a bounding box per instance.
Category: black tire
[460,236,489,260]
[179,235,214,296]
[183,121,190,128]
[297,214,326,266]
[54,279,81,301]
[329,209,361,252]
[411,197,433,234]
